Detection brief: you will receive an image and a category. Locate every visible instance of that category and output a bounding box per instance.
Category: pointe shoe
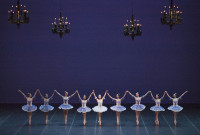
[29,121,31,126]
[136,120,139,126]
[46,120,48,125]
[83,120,86,126]
[174,120,177,126]
[98,121,101,126]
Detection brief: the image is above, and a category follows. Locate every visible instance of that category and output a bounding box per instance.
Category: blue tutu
[110,105,126,112]
[39,105,54,112]
[168,105,183,112]
[59,104,73,110]
[77,106,91,113]
[130,104,146,111]
[22,105,37,112]
[150,106,165,112]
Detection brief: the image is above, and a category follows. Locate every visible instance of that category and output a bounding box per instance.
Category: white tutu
[92,106,108,113]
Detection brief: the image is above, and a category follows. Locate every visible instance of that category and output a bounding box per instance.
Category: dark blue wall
[0,0,199,104]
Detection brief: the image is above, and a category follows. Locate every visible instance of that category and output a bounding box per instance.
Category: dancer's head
[136,92,139,97]
[156,94,159,99]
[173,93,177,98]
[98,94,102,99]
[116,94,120,99]
[45,94,48,98]
[83,95,86,100]
[65,91,68,96]
[28,93,32,98]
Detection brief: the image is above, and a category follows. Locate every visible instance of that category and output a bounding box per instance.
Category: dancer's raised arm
[150,91,155,100]
[103,90,108,99]
[165,91,172,99]
[121,91,128,100]
[49,90,56,99]
[18,89,27,98]
[107,93,116,100]
[69,90,78,98]
[76,90,82,100]
[161,91,166,99]
[93,90,97,99]
[32,89,39,99]
[54,90,63,97]
[87,91,94,101]
[179,90,188,99]
[38,89,44,98]
[127,91,136,98]
[142,91,151,98]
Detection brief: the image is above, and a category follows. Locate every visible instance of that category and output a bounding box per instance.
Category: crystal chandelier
[124,12,142,40]
[52,11,70,38]
[8,0,29,28]
[161,0,182,30]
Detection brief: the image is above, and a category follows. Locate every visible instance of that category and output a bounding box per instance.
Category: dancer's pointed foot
[136,120,139,126]
[174,120,177,126]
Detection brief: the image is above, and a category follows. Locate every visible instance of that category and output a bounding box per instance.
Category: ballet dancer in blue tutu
[150,91,166,126]
[127,90,151,126]
[77,90,94,125]
[92,90,108,126]
[18,89,39,126]
[165,90,188,126]
[54,90,77,125]
[107,91,128,125]
[38,89,55,125]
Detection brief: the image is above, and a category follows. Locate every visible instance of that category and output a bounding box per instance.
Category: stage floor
[0,104,199,135]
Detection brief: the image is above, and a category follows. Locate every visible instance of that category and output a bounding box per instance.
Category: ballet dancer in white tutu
[54,90,77,125]
[92,90,108,126]
[107,91,128,125]
[165,90,188,126]
[38,89,55,125]
[127,90,151,126]
[150,91,166,126]
[77,90,94,126]
[18,89,39,126]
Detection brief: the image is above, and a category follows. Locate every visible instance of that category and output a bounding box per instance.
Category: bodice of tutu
[63,97,69,105]
[44,98,50,106]
[81,100,87,108]
[135,97,142,105]
[27,98,33,106]
[155,99,161,107]
[97,99,103,107]
[116,99,121,107]
[172,98,179,106]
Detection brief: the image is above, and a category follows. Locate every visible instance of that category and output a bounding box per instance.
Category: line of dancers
[18,89,188,126]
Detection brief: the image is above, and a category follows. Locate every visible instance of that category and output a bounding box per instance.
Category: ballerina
[150,91,166,126]
[38,89,55,125]
[165,90,188,126]
[18,89,39,126]
[127,90,151,126]
[107,91,128,125]
[54,90,77,125]
[77,90,94,126]
[92,90,108,126]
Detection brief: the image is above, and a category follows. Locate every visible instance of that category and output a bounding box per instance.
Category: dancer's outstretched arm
[49,90,56,99]
[165,91,172,99]
[38,89,44,98]
[87,91,94,101]
[18,89,27,98]
[69,90,78,98]
[121,91,128,100]
[142,91,151,98]
[179,90,188,99]
[161,92,166,100]
[32,89,39,99]
[107,93,116,100]
[54,90,63,97]
[102,90,108,99]
[76,91,82,100]
[150,91,155,100]
[127,91,136,98]
[93,90,97,99]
